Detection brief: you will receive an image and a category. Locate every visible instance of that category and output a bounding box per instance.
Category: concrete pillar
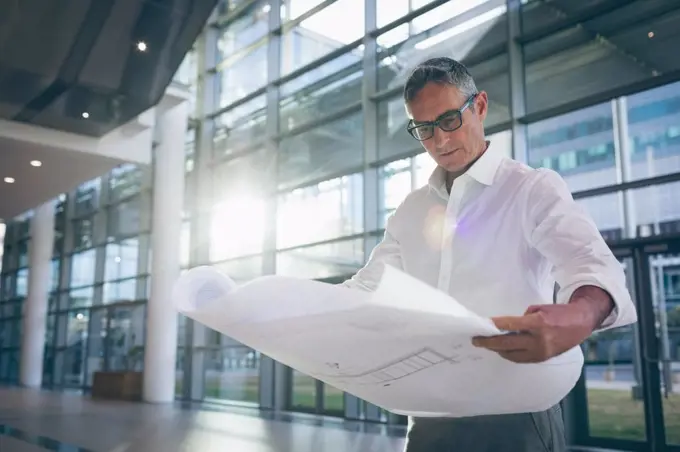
[20,201,55,388]
[143,101,188,403]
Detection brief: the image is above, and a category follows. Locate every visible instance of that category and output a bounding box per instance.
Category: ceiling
[0,136,126,220]
[0,0,217,137]
[0,0,217,221]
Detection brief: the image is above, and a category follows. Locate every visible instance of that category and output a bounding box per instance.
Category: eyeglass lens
[410,111,462,141]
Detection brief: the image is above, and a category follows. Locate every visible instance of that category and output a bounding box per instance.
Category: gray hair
[403,57,477,103]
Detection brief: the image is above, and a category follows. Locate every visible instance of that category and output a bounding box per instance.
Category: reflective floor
[0,387,407,451]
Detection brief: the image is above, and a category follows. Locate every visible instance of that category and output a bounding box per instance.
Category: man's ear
[475,91,489,122]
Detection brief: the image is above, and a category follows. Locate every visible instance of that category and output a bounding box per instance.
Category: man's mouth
[439,148,458,157]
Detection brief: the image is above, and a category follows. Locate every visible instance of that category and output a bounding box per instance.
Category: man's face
[405,83,488,173]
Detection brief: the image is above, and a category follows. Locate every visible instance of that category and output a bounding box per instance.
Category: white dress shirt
[344,144,637,331]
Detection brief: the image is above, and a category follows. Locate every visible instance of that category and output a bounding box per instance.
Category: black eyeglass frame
[406,93,478,141]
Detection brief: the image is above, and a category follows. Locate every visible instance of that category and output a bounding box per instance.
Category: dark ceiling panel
[0,0,218,137]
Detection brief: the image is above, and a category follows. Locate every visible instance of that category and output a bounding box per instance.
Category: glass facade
[2,0,680,449]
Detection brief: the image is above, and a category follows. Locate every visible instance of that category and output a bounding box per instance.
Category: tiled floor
[0,387,407,452]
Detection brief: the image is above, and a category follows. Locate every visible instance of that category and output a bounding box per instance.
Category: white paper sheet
[173,265,584,418]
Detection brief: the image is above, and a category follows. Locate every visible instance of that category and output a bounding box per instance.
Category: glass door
[105,303,145,373]
[287,275,348,416]
[646,247,680,448]
[582,254,647,446]
[577,237,680,452]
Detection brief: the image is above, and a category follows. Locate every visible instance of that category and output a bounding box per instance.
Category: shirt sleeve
[523,168,638,331]
[341,219,403,292]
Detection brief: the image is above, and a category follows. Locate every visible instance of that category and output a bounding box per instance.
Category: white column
[20,201,55,388]
[143,101,188,403]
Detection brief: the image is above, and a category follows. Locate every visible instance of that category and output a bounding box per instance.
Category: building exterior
[1,0,680,450]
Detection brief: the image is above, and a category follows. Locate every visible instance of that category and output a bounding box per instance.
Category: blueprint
[173,265,584,418]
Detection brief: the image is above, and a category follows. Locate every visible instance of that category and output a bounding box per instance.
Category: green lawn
[588,388,680,444]
[178,376,680,444]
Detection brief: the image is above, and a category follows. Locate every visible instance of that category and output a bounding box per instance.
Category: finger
[492,312,544,332]
[472,332,535,352]
[498,350,540,364]
[524,304,545,315]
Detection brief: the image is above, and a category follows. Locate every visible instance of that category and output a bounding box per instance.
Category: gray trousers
[404,404,566,452]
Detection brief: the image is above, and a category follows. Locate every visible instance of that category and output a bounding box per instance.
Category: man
[342,57,637,451]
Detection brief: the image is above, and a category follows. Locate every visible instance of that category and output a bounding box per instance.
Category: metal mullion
[517,0,636,45]
[280,59,364,101]
[276,0,340,35]
[572,172,680,200]
[207,86,267,119]
[275,164,366,194]
[632,246,666,451]
[367,0,449,38]
[507,0,528,163]
[211,0,261,29]
[273,38,364,87]
[276,102,362,140]
[213,36,268,72]
[275,232,369,254]
[371,43,507,102]
[517,68,680,126]
[210,141,269,167]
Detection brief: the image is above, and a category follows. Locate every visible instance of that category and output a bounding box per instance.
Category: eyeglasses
[406,94,477,141]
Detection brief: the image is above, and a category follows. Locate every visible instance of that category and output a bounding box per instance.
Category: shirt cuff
[555,275,636,332]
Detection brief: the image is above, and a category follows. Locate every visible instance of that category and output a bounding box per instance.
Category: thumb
[524,304,545,315]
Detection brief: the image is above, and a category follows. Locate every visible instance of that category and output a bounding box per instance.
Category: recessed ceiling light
[648,31,654,38]
[82,111,89,119]
[137,41,147,52]
[4,177,15,183]
[262,4,271,13]
[30,160,42,167]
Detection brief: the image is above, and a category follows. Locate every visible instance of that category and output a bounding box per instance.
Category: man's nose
[433,127,450,147]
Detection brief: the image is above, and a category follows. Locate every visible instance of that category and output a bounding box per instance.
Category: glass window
[16,213,32,238]
[278,112,364,190]
[380,158,414,223]
[74,179,100,216]
[16,269,28,297]
[109,164,143,201]
[1,273,13,301]
[50,259,60,292]
[277,173,363,249]
[211,152,271,261]
[185,129,196,173]
[213,149,272,201]
[72,216,95,250]
[203,346,260,403]
[105,239,139,281]
[174,48,197,86]
[626,81,680,182]
[376,1,508,90]
[210,196,267,262]
[107,197,145,239]
[218,44,268,108]
[180,221,191,268]
[279,51,363,132]
[217,1,270,61]
[68,286,95,309]
[280,0,365,76]
[70,249,97,288]
[213,95,268,158]
[527,102,616,192]
[276,237,364,279]
[213,255,264,283]
[103,278,140,304]
[523,10,680,115]
[17,240,29,268]
[377,96,416,161]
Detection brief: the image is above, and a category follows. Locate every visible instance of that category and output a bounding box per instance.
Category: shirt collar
[428,141,503,197]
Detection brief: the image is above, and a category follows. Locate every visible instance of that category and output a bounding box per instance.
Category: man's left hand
[471,298,607,363]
